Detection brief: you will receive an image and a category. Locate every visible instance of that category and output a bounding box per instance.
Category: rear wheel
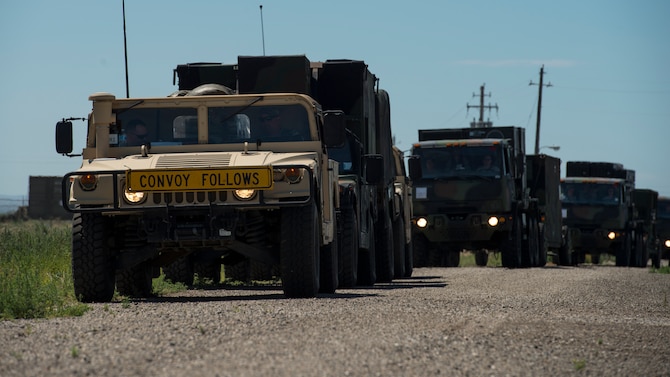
[319,230,339,294]
[375,213,395,283]
[116,260,153,298]
[357,217,376,286]
[72,213,116,303]
[501,215,522,268]
[163,255,194,286]
[475,249,489,266]
[412,232,429,268]
[404,240,414,277]
[616,232,632,267]
[338,206,359,287]
[280,202,319,298]
[392,216,406,278]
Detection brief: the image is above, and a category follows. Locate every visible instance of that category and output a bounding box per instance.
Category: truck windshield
[414,145,503,178]
[560,182,622,205]
[113,104,310,146]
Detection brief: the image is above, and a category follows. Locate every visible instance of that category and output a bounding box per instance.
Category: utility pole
[122,0,129,98]
[529,65,552,154]
[259,5,266,56]
[467,84,498,128]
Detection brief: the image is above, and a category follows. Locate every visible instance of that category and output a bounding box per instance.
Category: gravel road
[2,265,669,377]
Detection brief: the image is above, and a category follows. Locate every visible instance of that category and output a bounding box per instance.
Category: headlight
[487,216,499,227]
[664,239,670,248]
[79,173,98,191]
[416,217,428,228]
[273,167,305,184]
[607,231,616,240]
[233,189,256,201]
[124,189,146,204]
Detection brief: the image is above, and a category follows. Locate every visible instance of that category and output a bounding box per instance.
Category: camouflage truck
[560,161,647,266]
[658,196,670,265]
[55,55,346,302]
[408,126,544,268]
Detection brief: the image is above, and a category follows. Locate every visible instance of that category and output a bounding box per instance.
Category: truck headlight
[607,231,616,240]
[487,216,499,227]
[78,173,98,191]
[416,217,428,228]
[664,239,670,248]
[273,167,305,184]
[233,189,256,201]
[124,189,146,204]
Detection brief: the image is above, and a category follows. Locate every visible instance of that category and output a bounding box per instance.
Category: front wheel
[72,213,116,303]
[280,201,320,298]
[338,206,359,287]
[475,249,489,266]
[392,216,406,278]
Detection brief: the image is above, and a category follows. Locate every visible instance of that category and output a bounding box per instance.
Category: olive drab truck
[408,125,547,268]
[560,161,649,266]
[55,55,346,302]
[312,59,399,283]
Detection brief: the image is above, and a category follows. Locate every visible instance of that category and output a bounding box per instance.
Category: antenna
[122,0,130,98]
[259,5,266,56]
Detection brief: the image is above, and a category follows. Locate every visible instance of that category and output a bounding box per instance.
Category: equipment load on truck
[408,122,557,268]
[560,161,653,267]
[55,55,351,302]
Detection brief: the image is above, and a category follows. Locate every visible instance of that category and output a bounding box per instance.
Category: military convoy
[55,55,408,302]
[560,161,660,267]
[408,125,561,268]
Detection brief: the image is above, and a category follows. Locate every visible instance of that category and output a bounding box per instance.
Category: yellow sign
[127,167,273,192]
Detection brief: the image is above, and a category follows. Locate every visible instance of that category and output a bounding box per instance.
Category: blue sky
[1,0,669,197]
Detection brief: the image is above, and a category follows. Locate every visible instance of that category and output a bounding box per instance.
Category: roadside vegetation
[1,219,667,320]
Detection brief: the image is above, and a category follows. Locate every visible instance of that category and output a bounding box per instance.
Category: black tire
[632,230,648,268]
[116,261,153,298]
[392,216,406,278]
[616,232,632,267]
[501,216,522,268]
[412,232,429,268]
[404,240,414,277]
[319,230,339,294]
[521,213,539,268]
[475,250,489,266]
[375,213,395,283]
[538,225,547,267]
[357,217,377,286]
[224,259,251,283]
[651,246,661,269]
[194,261,221,284]
[163,255,194,286]
[280,201,320,298]
[591,253,601,265]
[338,206,359,287]
[447,250,461,267]
[557,232,572,266]
[72,213,116,303]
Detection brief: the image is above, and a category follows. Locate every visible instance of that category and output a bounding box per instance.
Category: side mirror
[408,155,422,180]
[363,154,384,185]
[55,121,73,154]
[322,110,346,148]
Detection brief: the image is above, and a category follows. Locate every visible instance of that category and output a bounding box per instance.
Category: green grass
[0,220,88,320]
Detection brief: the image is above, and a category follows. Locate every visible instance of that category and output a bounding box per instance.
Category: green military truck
[560,161,650,266]
[55,55,346,302]
[408,126,547,268]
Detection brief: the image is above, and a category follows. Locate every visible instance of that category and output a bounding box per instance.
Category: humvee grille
[150,191,228,206]
[155,154,232,168]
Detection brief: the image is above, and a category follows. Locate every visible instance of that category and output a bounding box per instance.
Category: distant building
[28,176,69,219]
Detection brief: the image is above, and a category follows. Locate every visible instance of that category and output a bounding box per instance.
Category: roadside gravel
[2,265,669,376]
